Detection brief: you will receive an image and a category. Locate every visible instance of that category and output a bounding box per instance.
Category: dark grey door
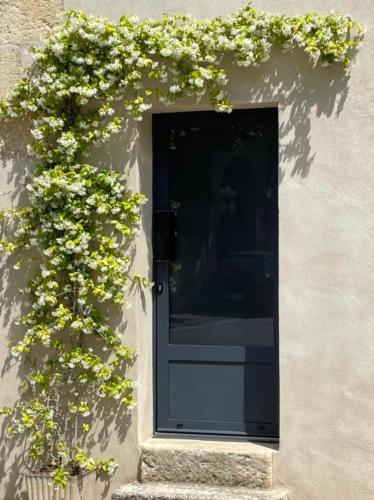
[154,109,278,439]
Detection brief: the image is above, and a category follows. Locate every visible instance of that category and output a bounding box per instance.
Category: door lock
[157,282,163,295]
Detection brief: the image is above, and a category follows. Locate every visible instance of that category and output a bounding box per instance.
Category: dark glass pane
[169,122,277,347]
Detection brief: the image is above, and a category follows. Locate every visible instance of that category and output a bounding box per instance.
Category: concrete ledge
[140,439,275,488]
[112,482,288,500]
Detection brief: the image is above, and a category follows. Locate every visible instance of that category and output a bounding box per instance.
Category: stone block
[141,439,275,488]
[0,0,63,45]
[112,482,288,500]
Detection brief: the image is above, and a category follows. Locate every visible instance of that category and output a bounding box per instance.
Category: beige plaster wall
[0,1,374,499]
[0,0,63,96]
[0,4,64,500]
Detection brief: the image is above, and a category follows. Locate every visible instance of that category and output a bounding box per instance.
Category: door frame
[151,108,279,442]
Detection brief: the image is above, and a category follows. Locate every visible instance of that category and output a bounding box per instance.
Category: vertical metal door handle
[155,210,176,261]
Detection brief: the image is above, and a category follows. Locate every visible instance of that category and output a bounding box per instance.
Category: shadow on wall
[0,120,141,499]
[0,118,32,500]
[85,115,154,308]
[0,46,351,499]
[227,47,351,181]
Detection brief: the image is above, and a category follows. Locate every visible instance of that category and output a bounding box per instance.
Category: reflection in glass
[169,124,276,347]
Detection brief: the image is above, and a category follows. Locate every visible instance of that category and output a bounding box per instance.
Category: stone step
[112,482,288,500]
[140,439,276,488]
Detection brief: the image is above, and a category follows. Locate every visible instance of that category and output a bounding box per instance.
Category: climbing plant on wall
[0,2,364,488]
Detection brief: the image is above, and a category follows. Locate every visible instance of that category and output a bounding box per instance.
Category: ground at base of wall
[112,482,289,500]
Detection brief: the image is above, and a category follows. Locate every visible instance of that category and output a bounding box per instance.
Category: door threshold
[153,431,279,447]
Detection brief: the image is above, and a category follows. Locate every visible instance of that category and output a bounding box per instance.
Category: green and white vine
[0,2,364,488]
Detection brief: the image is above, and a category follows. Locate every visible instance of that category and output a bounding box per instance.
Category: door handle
[157,282,163,295]
[155,210,177,261]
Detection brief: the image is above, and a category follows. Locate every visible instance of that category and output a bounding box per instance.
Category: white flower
[160,47,172,57]
[241,38,254,49]
[282,25,292,37]
[99,81,110,91]
[293,34,305,45]
[169,84,181,94]
[107,60,121,71]
[97,205,107,214]
[85,87,97,97]
[205,55,216,63]
[139,103,151,112]
[68,182,86,194]
[57,133,78,149]
[302,23,313,34]
[99,106,115,117]
[107,461,118,476]
[31,129,43,140]
[52,42,64,55]
[309,51,320,63]
[217,35,228,46]
[194,78,204,88]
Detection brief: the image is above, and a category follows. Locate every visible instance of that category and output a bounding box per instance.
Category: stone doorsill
[143,437,278,455]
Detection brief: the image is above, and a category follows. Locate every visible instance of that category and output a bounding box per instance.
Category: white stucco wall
[0,1,374,499]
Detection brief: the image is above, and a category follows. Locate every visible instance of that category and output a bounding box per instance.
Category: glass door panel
[168,123,277,347]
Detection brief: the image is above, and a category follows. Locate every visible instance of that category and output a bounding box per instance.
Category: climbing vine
[0,2,364,488]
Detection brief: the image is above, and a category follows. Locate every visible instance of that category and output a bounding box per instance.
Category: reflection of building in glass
[219,185,237,215]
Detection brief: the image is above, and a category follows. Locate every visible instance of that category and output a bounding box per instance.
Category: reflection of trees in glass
[170,263,182,294]
[168,124,271,317]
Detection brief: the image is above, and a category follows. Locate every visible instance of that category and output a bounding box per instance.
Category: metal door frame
[152,108,279,441]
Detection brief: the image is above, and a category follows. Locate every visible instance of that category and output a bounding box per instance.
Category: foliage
[0,2,364,488]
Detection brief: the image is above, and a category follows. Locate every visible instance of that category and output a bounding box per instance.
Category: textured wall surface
[0,0,63,96]
[0,1,374,499]
[0,3,65,499]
